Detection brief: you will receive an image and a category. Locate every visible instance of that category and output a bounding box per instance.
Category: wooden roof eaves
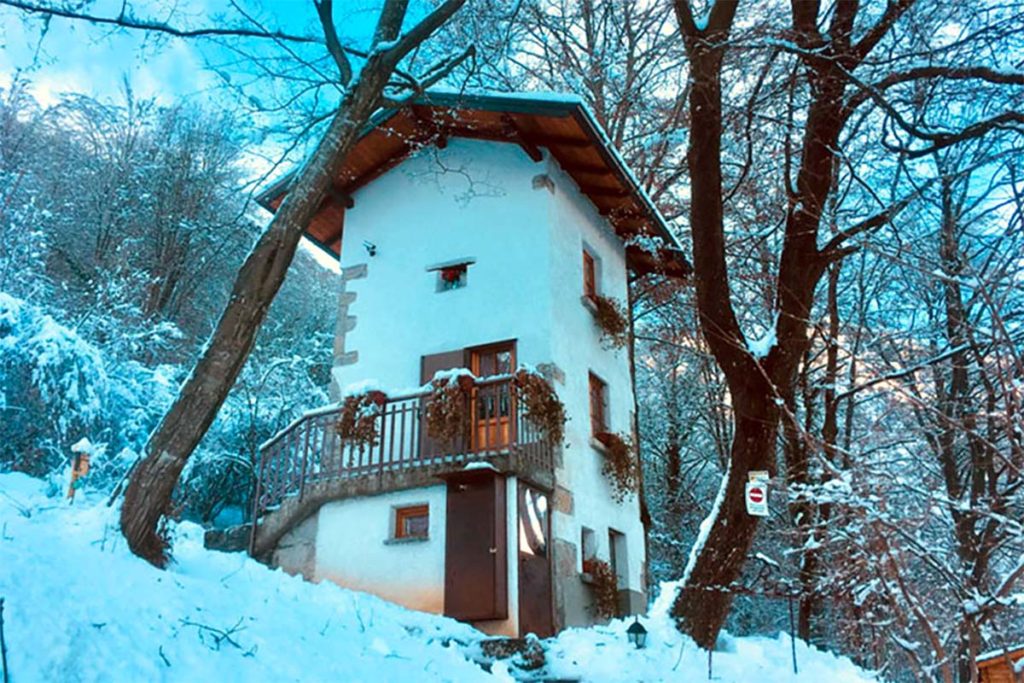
[254,104,411,211]
[566,108,680,246]
[255,90,691,277]
[303,231,341,259]
[977,645,1024,667]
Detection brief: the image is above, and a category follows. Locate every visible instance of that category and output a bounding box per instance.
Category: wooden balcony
[251,377,555,524]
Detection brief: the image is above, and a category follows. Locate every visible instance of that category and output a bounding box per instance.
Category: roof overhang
[257,90,690,279]
[976,644,1024,668]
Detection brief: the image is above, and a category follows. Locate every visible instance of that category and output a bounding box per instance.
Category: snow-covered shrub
[0,293,107,475]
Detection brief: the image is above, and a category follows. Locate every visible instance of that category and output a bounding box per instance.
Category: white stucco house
[248,91,688,638]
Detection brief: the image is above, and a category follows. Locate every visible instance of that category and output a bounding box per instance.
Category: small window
[438,264,468,291]
[589,373,608,436]
[470,342,515,377]
[580,526,597,572]
[426,258,475,292]
[394,504,429,540]
[582,249,597,300]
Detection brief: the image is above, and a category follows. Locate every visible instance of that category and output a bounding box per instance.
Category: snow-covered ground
[0,473,878,682]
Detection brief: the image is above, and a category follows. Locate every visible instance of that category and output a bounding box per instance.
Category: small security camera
[363,240,377,257]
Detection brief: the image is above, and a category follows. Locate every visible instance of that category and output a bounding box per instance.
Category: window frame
[468,340,517,378]
[580,526,597,573]
[582,248,597,301]
[589,372,608,436]
[393,504,430,540]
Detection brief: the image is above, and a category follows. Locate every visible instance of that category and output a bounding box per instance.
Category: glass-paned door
[470,342,515,451]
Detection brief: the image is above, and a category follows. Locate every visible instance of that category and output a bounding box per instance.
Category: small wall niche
[426,257,476,292]
[580,526,597,572]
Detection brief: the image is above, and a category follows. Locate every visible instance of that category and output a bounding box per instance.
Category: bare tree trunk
[793,263,842,641]
[120,84,382,563]
[668,0,914,646]
[674,397,779,646]
[120,0,469,565]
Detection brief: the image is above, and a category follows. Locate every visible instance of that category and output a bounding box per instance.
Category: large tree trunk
[668,3,760,647]
[673,392,779,646]
[121,91,377,564]
[669,0,872,647]
[117,0,469,565]
[119,55,400,565]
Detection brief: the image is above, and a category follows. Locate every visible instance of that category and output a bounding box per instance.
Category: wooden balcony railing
[252,377,554,520]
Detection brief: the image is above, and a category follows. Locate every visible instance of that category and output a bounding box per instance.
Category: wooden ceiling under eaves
[260,93,690,279]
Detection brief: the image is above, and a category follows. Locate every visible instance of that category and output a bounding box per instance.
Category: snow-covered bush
[0,293,107,475]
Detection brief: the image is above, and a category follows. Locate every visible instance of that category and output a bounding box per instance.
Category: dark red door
[443,469,508,621]
[517,483,554,637]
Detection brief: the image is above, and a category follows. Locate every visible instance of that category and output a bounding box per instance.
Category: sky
[0,0,394,105]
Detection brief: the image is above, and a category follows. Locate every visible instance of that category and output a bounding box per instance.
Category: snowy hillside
[0,473,877,682]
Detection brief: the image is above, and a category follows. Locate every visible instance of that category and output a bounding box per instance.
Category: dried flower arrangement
[424,372,475,445]
[512,368,567,446]
[582,557,619,619]
[335,390,387,448]
[590,294,630,349]
[595,431,638,502]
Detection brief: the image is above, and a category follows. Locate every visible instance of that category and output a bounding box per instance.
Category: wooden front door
[470,342,515,451]
[443,469,508,621]
[517,482,554,637]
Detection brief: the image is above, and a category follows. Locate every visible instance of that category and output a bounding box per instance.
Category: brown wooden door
[420,349,468,458]
[469,342,515,451]
[443,469,508,621]
[517,482,554,637]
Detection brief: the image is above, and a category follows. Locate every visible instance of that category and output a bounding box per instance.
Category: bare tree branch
[0,0,323,45]
[380,0,467,66]
[313,0,352,85]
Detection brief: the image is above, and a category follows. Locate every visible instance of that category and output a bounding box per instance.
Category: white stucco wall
[336,138,555,392]
[543,157,647,599]
[310,478,521,637]
[315,485,448,614]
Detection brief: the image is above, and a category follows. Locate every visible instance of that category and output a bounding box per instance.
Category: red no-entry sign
[745,480,769,516]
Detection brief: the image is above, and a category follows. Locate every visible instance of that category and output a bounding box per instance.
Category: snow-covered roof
[258,90,690,279]
[976,643,1024,665]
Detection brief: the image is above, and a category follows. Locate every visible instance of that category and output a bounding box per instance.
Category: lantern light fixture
[626,616,647,649]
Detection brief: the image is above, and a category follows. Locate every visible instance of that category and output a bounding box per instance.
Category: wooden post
[788,594,799,675]
[298,419,311,502]
[1,597,9,683]
[248,449,268,555]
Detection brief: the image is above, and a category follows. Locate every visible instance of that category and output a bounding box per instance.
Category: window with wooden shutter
[420,349,468,385]
[582,249,597,300]
[589,372,607,436]
[420,349,468,458]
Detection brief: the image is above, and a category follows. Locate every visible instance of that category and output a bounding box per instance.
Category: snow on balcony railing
[252,376,553,519]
